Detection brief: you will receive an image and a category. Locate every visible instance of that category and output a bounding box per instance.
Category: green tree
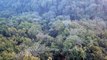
[28,23,42,38]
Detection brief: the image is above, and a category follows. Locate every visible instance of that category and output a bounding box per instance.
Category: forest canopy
[0,0,107,60]
[0,0,107,20]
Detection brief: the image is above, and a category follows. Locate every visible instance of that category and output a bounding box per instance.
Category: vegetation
[0,18,107,60]
[0,0,107,60]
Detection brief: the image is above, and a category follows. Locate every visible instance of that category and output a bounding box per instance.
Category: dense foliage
[0,17,107,60]
[0,0,107,60]
[0,0,107,20]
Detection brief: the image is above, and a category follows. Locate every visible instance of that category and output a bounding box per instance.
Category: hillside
[0,0,107,60]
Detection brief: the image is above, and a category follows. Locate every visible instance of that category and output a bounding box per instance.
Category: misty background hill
[0,0,107,20]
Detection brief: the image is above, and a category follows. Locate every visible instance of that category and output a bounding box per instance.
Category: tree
[28,23,42,39]
[23,51,40,60]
